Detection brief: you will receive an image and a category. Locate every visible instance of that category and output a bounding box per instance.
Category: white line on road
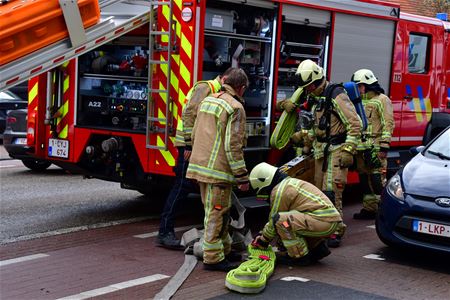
[281,276,310,282]
[366,225,376,229]
[0,253,49,267]
[133,225,201,239]
[1,216,156,245]
[56,274,170,300]
[0,164,18,168]
[363,254,385,261]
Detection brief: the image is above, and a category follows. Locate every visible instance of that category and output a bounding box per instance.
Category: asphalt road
[0,153,167,244]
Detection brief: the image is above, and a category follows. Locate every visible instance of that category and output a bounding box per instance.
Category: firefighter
[351,69,393,219]
[186,68,250,271]
[250,162,342,265]
[351,69,394,187]
[157,68,235,249]
[297,60,362,248]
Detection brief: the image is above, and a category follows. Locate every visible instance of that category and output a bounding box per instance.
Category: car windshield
[425,128,450,160]
[0,91,20,100]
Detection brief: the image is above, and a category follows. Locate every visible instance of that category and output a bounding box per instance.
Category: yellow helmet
[249,162,278,194]
[295,59,324,88]
[351,69,378,85]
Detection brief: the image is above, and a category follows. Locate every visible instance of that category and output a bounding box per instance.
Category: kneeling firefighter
[250,162,342,265]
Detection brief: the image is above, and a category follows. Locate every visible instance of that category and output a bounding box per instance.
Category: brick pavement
[1,203,449,300]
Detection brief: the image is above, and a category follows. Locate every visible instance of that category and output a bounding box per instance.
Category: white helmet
[295,59,324,88]
[249,162,278,194]
[351,69,378,85]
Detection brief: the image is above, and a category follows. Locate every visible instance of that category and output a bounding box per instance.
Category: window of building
[408,34,430,74]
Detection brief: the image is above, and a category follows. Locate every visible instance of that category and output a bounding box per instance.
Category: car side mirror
[409,145,425,155]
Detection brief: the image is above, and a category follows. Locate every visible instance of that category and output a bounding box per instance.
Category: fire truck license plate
[48,138,69,158]
[412,220,450,238]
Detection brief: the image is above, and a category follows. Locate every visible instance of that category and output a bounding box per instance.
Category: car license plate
[48,138,69,158]
[14,138,27,145]
[412,220,450,238]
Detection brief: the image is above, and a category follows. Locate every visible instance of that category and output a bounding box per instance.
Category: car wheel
[21,159,51,171]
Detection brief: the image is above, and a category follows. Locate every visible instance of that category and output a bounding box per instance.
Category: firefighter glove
[339,149,354,168]
[251,235,270,249]
[281,100,296,113]
[290,131,304,145]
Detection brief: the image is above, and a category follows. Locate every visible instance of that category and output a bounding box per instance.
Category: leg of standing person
[158,147,198,249]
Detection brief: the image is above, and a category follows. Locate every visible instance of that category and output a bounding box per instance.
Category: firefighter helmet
[351,69,378,85]
[249,162,278,194]
[295,59,324,88]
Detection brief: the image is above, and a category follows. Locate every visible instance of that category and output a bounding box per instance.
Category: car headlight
[386,174,404,201]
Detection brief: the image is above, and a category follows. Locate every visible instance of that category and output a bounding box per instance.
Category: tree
[424,0,450,18]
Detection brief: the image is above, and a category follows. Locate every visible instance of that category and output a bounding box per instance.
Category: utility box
[205,8,234,33]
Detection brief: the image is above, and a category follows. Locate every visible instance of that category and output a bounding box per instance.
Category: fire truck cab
[0,0,449,195]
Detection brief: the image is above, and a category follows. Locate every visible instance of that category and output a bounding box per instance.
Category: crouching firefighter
[250,162,343,266]
[297,60,362,248]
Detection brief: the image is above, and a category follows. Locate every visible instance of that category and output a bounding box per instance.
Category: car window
[425,129,450,160]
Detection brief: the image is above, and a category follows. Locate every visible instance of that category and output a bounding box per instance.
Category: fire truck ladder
[146,0,175,150]
[0,0,151,91]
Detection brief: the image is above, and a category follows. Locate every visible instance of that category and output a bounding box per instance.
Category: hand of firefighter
[339,148,354,168]
[238,182,249,192]
[290,131,304,145]
[281,100,296,113]
[184,149,192,161]
[378,143,389,159]
[251,235,270,249]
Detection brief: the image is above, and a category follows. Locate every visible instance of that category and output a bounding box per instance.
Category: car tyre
[21,159,51,171]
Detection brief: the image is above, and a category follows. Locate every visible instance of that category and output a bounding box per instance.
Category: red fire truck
[1,0,449,195]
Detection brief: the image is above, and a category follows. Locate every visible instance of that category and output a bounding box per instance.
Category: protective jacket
[305,81,362,159]
[357,96,386,151]
[186,84,248,184]
[174,77,222,147]
[375,93,394,148]
[261,177,342,241]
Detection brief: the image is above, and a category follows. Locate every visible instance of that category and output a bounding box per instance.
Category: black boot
[353,209,376,220]
[277,253,313,266]
[203,259,238,272]
[327,234,342,248]
[225,250,243,262]
[157,232,184,250]
[310,241,331,261]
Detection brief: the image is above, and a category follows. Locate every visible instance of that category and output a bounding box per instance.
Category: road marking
[363,254,385,261]
[0,253,49,267]
[133,224,202,239]
[1,216,156,245]
[366,225,376,229]
[56,274,170,300]
[281,276,310,282]
[0,164,17,168]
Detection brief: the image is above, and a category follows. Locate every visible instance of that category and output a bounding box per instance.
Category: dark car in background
[376,126,450,254]
[3,109,51,171]
[0,90,28,139]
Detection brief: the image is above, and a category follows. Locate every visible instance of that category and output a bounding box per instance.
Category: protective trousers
[199,182,233,264]
[356,152,382,212]
[274,210,338,258]
[314,148,348,236]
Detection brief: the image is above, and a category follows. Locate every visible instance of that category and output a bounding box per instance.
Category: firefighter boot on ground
[353,208,377,220]
[310,241,331,261]
[327,234,342,248]
[157,232,184,250]
[204,259,238,272]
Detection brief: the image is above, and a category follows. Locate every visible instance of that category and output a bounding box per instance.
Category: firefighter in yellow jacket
[157,68,235,249]
[351,69,394,186]
[250,162,342,265]
[298,60,361,248]
[351,69,394,219]
[186,68,249,272]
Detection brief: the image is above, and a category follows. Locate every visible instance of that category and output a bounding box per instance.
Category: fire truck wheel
[21,159,51,171]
